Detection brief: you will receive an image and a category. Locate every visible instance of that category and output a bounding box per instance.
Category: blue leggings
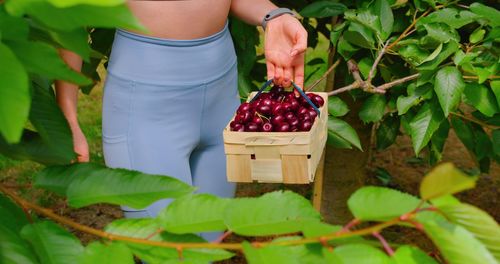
[102,24,239,234]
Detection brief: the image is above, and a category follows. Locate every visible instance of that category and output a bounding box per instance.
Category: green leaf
[6,2,145,32]
[470,28,486,44]
[330,21,347,46]
[48,0,125,8]
[48,28,91,61]
[450,116,475,152]
[335,244,391,264]
[463,83,499,117]
[438,203,500,261]
[344,9,380,36]
[397,84,432,115]
[0,194,30,233]
[29,82,76,164]
[470,3,500,27]
[491,81,500,113]
[34,163,102,195]
[66,165,195,208]
[299,1,347,18]
[224,191,321,236]
[359,95,386,123]
[418,41,459,71]
[429,120,450,165]
[420,43,442,64]
[79,242,134,264]
[328,117,363,150]
[376,115,400,150]
[348,186,421,221]
[0,43,30,143]
[243,242,302,264]
[371,0,394,40]
[21,221,84,264]
[0,130,74,165]
[327,131,353,149]
[344,22,375,49]
[409,102,445,155]
[392,246,439,264]
[358,57,375,80]
[328,96,349,117]
[337,36,359,60]
[420,163,477,200]
[105,218,233,263]
[5,40,91,85]
[420,23,459,45]
[399,44,430,66]
[434,66,465,117]
[0,8,29,41]
[159,194,230,234]
[0,225,38,264]
[418,8,478,29]
[422,219,496,264]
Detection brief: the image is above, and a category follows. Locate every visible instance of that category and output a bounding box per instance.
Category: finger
[78,154,90,163]
[290,29,308,57]
[266,61,275,81]
[294,57,305,90]
[283,67,293,88]
[274,66,284,86]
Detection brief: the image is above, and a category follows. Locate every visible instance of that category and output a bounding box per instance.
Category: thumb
[290,30,307,57]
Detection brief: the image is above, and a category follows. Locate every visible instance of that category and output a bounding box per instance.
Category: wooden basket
[223,92,328,184]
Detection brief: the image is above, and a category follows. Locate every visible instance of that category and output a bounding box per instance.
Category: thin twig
[376,73,421,90]
[463,75,500,80]
[327,82,360,96]
[1,183,33,189]
[306,59,341,92]
[372,232,395,256]
[341,219,361,232]
[368,40,391,83]
[450,112,500,130]
[145,228,164,240]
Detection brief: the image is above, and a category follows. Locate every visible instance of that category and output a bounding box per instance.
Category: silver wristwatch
[262,8,296,30]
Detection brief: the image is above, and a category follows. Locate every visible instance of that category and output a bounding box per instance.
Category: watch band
[262,8,295,30]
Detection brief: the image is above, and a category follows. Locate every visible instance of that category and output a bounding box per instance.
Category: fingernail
[290,49,298,56]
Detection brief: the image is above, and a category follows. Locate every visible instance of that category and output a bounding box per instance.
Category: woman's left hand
[264,14,307,89]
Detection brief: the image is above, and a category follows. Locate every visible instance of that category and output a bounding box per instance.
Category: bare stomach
[127,0,231,39]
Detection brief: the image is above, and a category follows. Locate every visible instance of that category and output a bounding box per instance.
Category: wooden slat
[226,155,252,182]
[282,155,309,184]
[251,160,283,182]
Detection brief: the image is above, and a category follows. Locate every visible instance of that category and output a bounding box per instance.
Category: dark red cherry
[282,102,292,112]
[299,120,313,131]
[261,98,273,107]
[271,115,285,125]
[232,123,244,131]
[245,122,259,132]
[290,125,299,132]
[308,109,318,120]
[297,107,308,116]
[271,86,284,94]
[256,105,271,115]
[252,116,263,126]
[242,111,253,122]
[275,122,290,132]
[234,113,245,123]
[284,112,295,121]
[288,99,299,111]
[237,103,251,114]
[272,104,285,115]
[313,95,324,107]
[261,122,273,132]
[230,121,238,129]
[298,113,311,122]
[288,116,299,127]
[259,93,271,100]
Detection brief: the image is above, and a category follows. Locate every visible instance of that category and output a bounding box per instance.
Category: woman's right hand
[72,126,89,163]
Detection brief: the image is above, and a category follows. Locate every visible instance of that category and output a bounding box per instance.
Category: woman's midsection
[127,0,231,40]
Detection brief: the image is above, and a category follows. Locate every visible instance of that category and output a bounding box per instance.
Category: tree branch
[368,40,391,83]
[376,73,421,90]
[306,59,341,92]
[387,9,432,50]
[0,184,420,252]
[450,112,500,130]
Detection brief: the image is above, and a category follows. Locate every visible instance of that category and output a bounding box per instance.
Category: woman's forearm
[230,0,278,26]
[55,50,82,129]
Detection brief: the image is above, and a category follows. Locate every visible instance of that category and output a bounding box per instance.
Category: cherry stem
[341,218,361,232]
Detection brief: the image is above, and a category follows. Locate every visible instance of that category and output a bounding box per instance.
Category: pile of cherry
[230,86,324,132]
